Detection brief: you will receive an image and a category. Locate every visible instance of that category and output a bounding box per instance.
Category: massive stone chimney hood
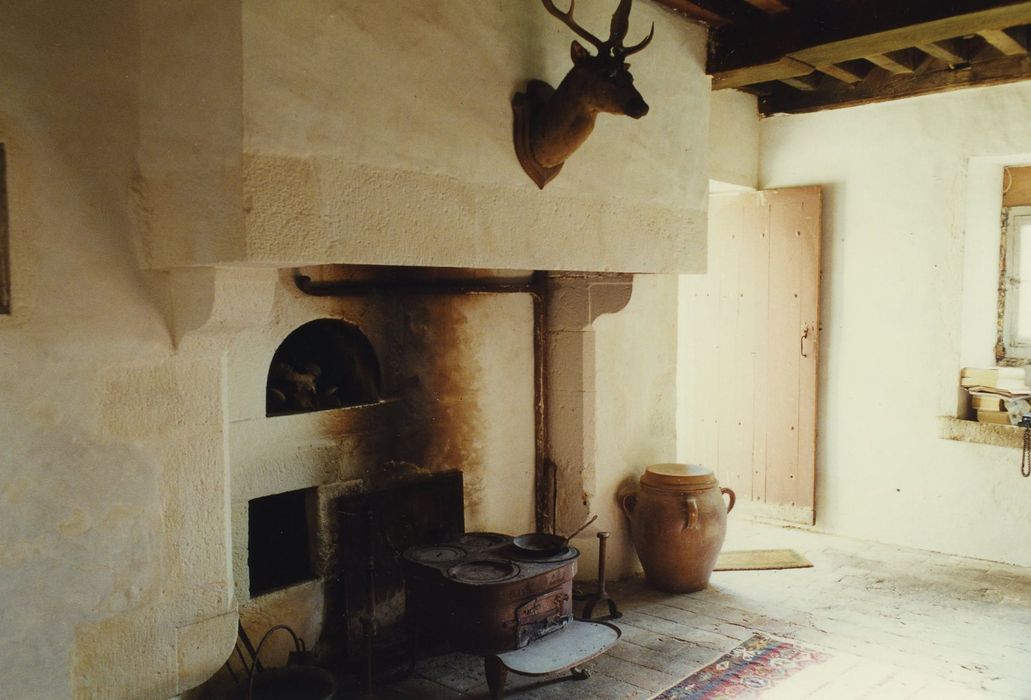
[134,2,708,276]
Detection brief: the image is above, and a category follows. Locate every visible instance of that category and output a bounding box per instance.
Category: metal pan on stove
[511,515,597,557]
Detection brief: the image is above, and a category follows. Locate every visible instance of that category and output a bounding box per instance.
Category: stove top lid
[404,544,467,565]
[447,560,522,584]
[458,532,512,550]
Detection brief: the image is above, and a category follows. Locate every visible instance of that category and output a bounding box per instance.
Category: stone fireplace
[213,264,674,683]
[221,265,540,678]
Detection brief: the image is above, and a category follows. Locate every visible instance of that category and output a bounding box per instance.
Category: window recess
[999,205,1031,364]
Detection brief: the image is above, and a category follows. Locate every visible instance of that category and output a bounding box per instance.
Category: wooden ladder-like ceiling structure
[655,0,1031,115]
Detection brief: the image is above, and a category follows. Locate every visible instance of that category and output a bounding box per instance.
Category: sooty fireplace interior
[323,471,465,665]
[248,487,318,596]
[266,318,382,416]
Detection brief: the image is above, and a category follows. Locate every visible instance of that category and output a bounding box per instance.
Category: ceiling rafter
[713,57,813,89]
[709,0,1031,83]
[916,40,968,64]
[779,73,820,90]
[760,51,1031,114]
[657,0,1031,114]
[864,50,918,74]
[978,27,1029,54]
[742,0,790,13]
[682,0,769,24]
[814,63,865,84]
[652,0,733,27]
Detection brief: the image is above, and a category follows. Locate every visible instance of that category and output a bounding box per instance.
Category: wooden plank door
[682,187,821,525]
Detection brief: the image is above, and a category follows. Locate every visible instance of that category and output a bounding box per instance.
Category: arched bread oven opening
[266,318,382,416]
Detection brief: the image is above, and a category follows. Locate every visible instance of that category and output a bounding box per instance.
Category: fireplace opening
[324,471,464,664]
[248,488,317,596]
[266,318,382,416]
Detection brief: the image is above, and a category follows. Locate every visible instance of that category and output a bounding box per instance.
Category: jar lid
[641,463,716,489]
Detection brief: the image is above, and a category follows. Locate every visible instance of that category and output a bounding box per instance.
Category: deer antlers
[542,0,605,50]
[512,0,655,187]
[541,0,654,59]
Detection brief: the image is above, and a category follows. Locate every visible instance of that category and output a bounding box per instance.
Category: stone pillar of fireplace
[545,273,680,581]
[545,273,633,535]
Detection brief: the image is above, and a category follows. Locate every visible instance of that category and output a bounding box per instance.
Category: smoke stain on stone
[396,294,486,517]
[308,291,486,516]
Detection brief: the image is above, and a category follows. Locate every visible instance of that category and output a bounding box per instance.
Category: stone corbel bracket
[543,272,633,532]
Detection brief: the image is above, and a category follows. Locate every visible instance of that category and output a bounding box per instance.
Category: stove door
[514,586,572,648]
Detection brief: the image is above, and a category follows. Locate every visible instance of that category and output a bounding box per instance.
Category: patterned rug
[652,633,986,699]
[653,634,828,699]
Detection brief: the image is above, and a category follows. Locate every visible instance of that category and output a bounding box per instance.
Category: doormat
[713,549,812,572]
[652,633,983,699]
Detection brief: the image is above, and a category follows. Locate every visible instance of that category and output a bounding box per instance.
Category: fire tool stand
[482,620,621,700]
[579,531,622,621]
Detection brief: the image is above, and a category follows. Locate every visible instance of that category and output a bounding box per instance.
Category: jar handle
[619,492,637,520]
[721,487,736,514]
[683,497,699,530]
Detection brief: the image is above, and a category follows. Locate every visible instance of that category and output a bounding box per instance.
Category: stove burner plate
[459,532,511,549]
[448,560,521,583]
[504,545,580,563]
[406,544,467,564]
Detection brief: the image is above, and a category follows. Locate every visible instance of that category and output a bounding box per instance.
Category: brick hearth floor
[368,521,1031,699]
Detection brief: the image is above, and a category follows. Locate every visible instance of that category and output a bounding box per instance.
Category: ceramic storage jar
[620,463,735,593]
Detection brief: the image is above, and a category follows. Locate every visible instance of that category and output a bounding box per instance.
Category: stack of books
[962,367,1031,425]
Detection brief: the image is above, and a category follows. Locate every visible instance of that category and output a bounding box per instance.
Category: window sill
[938,416,1022,448]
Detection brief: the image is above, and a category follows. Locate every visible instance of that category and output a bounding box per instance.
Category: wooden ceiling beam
[760,51,1031,115]
[978,27,1028,54]
[742,0,790,13]
[710,0,1031,83]
[680,0,769,24]
[814,63,865,84]
[864,50,918,74]
[736,82,777,97]
[916,40,968,64]
[712,56,814,89]
[779,73,821,90]
[650,0,733,27]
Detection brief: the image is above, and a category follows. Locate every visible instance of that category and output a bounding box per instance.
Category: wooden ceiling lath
[653,0,1031,114]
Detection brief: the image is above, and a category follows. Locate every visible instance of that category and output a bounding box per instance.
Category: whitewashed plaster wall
[759,82,1031,566]
[708,89,759,190]
[678,88,759,461]
[0,4,240,699]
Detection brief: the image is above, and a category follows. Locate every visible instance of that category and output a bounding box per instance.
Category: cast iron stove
[403,532,579,654]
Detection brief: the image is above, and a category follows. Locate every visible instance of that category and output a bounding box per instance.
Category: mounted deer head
[512,0,654,188]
